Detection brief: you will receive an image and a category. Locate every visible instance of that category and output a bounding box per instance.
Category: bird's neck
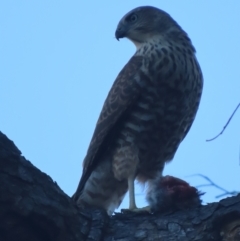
[134,37,169,56]
[134,32,196,57]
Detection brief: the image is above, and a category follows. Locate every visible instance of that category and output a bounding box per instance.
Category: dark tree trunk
[0,131,239,241]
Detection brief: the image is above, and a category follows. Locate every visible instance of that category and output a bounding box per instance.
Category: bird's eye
[126,14,138,23]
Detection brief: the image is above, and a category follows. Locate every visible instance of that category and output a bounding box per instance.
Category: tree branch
[0,131,240,241]
[189,174,239,198]
[206,102,240,142]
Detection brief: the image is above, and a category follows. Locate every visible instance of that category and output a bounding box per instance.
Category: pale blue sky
[1,1,239,210]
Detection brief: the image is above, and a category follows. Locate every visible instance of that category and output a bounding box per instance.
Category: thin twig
[215,191,239,199]
[187,173,239,199]
[192,174,229,193]
[206,102,240,142]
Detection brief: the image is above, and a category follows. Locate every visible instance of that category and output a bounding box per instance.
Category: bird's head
[115,6,181,48]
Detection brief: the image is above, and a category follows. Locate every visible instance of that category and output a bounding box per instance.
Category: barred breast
[112,39,203,184]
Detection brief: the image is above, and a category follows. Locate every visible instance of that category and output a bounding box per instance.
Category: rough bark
[0,131,239,241]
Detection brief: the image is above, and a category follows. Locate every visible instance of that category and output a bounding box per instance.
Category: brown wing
[72,55,144,199]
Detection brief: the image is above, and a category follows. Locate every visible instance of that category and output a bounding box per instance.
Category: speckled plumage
[72,6,203,215]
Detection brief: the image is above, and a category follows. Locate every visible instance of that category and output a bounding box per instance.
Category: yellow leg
[128,175,137,210]
[121,176,151,213]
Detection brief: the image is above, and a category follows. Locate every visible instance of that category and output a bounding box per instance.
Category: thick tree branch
[0,131,239,241]
[0,131,108,241]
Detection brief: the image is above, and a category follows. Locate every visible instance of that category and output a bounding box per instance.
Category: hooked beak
[115,24,128,40]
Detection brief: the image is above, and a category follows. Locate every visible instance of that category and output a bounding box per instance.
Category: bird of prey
[72,6,203,215]
[146,175,203,213]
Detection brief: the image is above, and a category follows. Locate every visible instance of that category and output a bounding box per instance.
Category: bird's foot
[121,205,151,214]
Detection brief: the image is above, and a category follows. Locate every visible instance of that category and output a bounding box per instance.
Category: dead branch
[206,102,240,142]
[189,174,239,199]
